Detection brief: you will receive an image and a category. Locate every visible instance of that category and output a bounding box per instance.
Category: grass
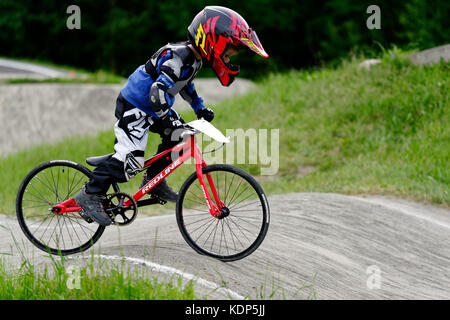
[0,254,196,300]
[221,48,449,206]
[0,48,448,217]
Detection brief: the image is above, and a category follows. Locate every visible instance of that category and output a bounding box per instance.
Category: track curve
[1,192,449,299]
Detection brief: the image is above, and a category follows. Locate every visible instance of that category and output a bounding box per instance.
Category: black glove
[196,107,214,122]
[161,114,184,136]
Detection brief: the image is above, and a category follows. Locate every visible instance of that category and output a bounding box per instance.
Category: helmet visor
[240,29,269,58]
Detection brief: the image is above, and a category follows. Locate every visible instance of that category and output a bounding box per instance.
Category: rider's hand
[196,107,214,122]
[161,114,184,136]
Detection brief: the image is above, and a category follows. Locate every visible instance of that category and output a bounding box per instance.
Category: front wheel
[176,164,270,262]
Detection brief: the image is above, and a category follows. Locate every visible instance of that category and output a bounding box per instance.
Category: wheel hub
[216,206,230,219]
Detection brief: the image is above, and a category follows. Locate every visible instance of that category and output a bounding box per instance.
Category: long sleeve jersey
[120,41,204,119]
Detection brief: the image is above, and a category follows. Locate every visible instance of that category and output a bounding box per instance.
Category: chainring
[104,192,138,226]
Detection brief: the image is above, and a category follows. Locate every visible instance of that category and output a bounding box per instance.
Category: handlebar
[179,124,198,140]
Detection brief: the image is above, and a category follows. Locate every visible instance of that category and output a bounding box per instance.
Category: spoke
[56,166,61,202]
[190,216,216,235]
[193,183,211,204]
[63,215,76,248]
[224,173,236,204]
[214,171,221,205]
[23,213,54,221]
[229,201,262,212]
[64,216,88,247]
[230,210,263,214]
[186,190,208,206]
[227,186,254,208]
[226,178,244,208]
[26,213,54,227]
[63,214,98,235]
[67,169,79,199]
[227,216,252,243]
[34,174,58,198]
[37,214,57,243]
[224,172,227,204]
[192,218,216,244]
[183,207,210,214]
[231,214,262,228]
[22,204,51,210]
[220,219,229,255]
[22,198,51,205]
[184,215,213,227]
[57,216,67,250]
[26,184,53,205]
[208,219,221,251]
[49,167,60,203]
[67,174,86,199]
[44,215,60,245]
[224,217,242,251]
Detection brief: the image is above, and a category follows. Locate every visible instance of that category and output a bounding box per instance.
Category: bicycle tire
[176,164,270,262]
[16,160,105,255]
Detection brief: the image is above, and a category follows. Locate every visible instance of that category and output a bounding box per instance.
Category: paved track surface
[0,58,69,79]
[1,193,449,299]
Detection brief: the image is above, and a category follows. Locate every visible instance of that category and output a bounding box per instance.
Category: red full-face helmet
[188,6,269,86]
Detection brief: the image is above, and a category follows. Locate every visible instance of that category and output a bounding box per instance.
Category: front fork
[193,141,226,219]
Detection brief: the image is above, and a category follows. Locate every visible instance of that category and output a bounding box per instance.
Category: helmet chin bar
[212,55,240,86]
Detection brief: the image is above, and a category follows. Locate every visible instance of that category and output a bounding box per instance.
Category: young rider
[74,6,269,226]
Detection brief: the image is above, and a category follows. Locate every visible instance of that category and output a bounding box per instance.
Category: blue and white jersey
[120,41,204,119]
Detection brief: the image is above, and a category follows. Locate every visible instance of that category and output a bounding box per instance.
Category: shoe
[140,172,178,203]
[74,186,112,226]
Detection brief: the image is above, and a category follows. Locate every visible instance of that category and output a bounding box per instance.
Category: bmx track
[1,60,449,299]
[1,193,449,299]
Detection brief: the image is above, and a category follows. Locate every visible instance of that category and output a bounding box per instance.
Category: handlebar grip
[180,128,196,139]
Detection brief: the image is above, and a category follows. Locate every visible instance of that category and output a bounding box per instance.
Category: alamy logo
[366,265,382,289]
[66,5,81,30]
[366,5,381,30]
[171,128,280,176]
[66,265,81,289]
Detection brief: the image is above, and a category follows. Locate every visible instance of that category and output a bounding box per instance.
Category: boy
[74,6,269,226]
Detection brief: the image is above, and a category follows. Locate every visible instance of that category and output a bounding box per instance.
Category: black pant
[85,93,184,194]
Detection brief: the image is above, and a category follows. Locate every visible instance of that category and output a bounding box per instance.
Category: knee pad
[124,152,144,181]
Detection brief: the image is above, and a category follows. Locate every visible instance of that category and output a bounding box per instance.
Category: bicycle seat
[86,153,114,167]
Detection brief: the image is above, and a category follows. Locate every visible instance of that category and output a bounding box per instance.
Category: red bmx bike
[16,120,270,261]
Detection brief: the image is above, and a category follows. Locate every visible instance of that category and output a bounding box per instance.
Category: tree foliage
[0,0,448,77]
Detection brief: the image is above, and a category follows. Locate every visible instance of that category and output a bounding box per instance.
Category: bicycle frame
[52,134,225,218]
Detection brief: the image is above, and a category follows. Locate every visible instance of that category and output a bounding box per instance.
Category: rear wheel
[176,164,270,262]
[16,160,105,255]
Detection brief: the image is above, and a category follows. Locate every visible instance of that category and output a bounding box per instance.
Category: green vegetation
[0,49,448,218]
[0,255,196,300]
[0,1,448,78]
[238,49,449,206]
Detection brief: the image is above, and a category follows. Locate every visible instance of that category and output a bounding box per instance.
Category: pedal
[151,195,167,205]
[78,209,94,223]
